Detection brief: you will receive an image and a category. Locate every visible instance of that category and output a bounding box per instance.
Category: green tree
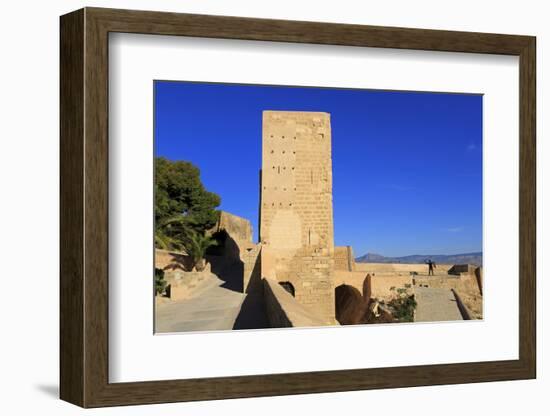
[154,215,188,251]
[155,268,167,296]
[182,230,218,271]
[155,157,220,250]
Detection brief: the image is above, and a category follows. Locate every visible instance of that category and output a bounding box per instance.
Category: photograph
[153,80,484,333]
[49,4,539,410]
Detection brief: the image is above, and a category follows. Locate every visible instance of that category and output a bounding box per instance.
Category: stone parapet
[448,264,477,276]
[263,278,328,328]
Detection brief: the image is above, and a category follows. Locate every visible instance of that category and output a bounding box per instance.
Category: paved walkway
[414,287,463,322]
[155,276,246,333]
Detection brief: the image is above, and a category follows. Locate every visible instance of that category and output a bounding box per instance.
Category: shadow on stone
[233,252,268,330]
[207,230,244,293]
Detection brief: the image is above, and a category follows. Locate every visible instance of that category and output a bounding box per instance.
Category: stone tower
[259,110,335,324]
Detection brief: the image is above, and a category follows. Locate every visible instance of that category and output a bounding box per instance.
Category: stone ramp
[414,287,463,322]
[155,277,246,333]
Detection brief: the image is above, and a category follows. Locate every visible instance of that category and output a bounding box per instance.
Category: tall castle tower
[260,111,335,324]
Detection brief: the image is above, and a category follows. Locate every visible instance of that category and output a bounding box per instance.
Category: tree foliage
[387,286,417,322]
[182,230,218,271]
[155,157,220,250]
[154,215,188,251]
[155,268,167,296]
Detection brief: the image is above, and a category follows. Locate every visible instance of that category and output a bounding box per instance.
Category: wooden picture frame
[60,7,536,408]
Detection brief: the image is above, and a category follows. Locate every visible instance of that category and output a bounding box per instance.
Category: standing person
[425,259,436,276]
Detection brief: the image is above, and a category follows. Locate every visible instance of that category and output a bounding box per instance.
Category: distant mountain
[355,252,482,266]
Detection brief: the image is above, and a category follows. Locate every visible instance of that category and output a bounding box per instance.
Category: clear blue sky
[155,81,482,257]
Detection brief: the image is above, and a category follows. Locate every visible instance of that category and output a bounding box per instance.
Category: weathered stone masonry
[334,245,356,272]
[259,111,336,324]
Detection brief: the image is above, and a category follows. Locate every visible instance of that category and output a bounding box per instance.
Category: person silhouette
[425,259,436,276]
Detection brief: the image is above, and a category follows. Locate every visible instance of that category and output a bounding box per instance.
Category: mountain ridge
[355,252,482,266]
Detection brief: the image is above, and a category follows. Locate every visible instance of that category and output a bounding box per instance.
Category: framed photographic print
[60,7,536,408]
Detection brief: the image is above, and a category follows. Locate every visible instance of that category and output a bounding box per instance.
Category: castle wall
[215,211,253,244]
[334,245,356,271]
[242,243,262,294]
[259,111,336,324]
[334,270,412,301]
[155,248,193,272]
[413,274,483,319]
[263,278,326,328]
[355,262,453,274]
[448,264,477,276]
